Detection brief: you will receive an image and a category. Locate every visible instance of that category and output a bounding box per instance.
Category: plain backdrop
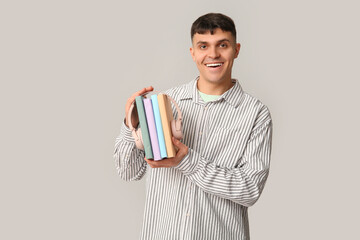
[1,0,359,239]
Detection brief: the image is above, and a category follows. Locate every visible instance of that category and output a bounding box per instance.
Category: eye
[220,43,227,48]
[200,45,207,49]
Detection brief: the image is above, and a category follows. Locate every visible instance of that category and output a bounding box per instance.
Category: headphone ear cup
[132,128,144,150]
[171,119,183,140]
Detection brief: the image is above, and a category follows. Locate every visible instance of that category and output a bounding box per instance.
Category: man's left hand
[145,137,189,168]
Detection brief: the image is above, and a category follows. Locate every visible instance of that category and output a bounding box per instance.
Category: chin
[204,75,226,84]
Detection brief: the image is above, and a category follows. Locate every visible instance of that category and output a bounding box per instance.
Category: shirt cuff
[174,148,200,175]
[119,118,135,143]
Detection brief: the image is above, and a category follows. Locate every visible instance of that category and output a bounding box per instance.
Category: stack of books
[135,94,177,160]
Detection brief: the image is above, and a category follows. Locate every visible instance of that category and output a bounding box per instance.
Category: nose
[208,46,220,59]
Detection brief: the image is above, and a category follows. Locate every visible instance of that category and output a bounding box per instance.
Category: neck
[197,77,234,95]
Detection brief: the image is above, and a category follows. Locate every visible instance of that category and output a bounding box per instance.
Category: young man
[114,13,273,240]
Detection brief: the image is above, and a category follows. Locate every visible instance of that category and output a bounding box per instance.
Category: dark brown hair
[191,13,237,42]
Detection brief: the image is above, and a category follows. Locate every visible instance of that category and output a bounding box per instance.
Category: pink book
[143,98,161,160]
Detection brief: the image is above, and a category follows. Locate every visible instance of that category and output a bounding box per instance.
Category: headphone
[127,93,183,150]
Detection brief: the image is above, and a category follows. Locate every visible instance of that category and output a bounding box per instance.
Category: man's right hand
[125,86,154,128]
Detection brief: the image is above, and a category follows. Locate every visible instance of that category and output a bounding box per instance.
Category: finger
[145,86,154,91]
[142,87,154,99]
[144,157,158,168]
[138,86,154,96]
[132,88,149,99]
[172,137,182,147]
[129,89,145,102]
[137,87,148,96]
[144,158,152,167]
[173,137,188,156]
[127,87,152,105]
[126,86,155,115]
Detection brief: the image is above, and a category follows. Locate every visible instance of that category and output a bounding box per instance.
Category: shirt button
[199,132,202,135]
[204,106,208,110]
[186,213,190,217]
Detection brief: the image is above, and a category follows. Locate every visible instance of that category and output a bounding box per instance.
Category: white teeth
[206,63,223,67]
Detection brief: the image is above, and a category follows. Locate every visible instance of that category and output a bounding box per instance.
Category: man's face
[190,28,240,86]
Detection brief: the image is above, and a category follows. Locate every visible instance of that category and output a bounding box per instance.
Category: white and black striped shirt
[114,77,273,240]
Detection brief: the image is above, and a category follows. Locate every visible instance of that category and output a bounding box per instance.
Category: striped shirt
[114,77,273,240]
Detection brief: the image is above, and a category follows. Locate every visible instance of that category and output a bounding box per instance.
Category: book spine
[157,94,176,158]
[151,95,167,159]
[143,98,161,160]
[135,96,153,159]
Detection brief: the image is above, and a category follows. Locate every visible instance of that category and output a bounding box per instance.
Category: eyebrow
[196,39,231,45]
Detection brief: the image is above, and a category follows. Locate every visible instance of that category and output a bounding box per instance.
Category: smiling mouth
[205,63,223,68]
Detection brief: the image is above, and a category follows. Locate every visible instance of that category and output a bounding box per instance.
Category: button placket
[198,106,207,151]
[180,180,192,239]
[202,103,211,146]
[192,104,203,151]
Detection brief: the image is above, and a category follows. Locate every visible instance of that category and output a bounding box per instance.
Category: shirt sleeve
[174,113,273,207]
[113,119,147,181]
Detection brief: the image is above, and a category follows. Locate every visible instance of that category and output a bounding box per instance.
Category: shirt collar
[179,76,244,108]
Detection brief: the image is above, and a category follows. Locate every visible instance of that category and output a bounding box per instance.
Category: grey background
[1,0,359,239]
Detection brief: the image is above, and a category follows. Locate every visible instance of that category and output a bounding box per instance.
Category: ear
[234,43,241,58]
[190,47,195,61]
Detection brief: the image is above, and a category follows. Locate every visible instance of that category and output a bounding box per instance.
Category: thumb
[172,136,181,146]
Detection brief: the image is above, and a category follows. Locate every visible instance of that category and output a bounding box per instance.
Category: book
[143,98,161,160]
[151,95,167,159]
[157,94,176,158]
[135,96,153,159]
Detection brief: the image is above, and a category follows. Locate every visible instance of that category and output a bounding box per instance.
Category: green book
[135,96,153,159]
